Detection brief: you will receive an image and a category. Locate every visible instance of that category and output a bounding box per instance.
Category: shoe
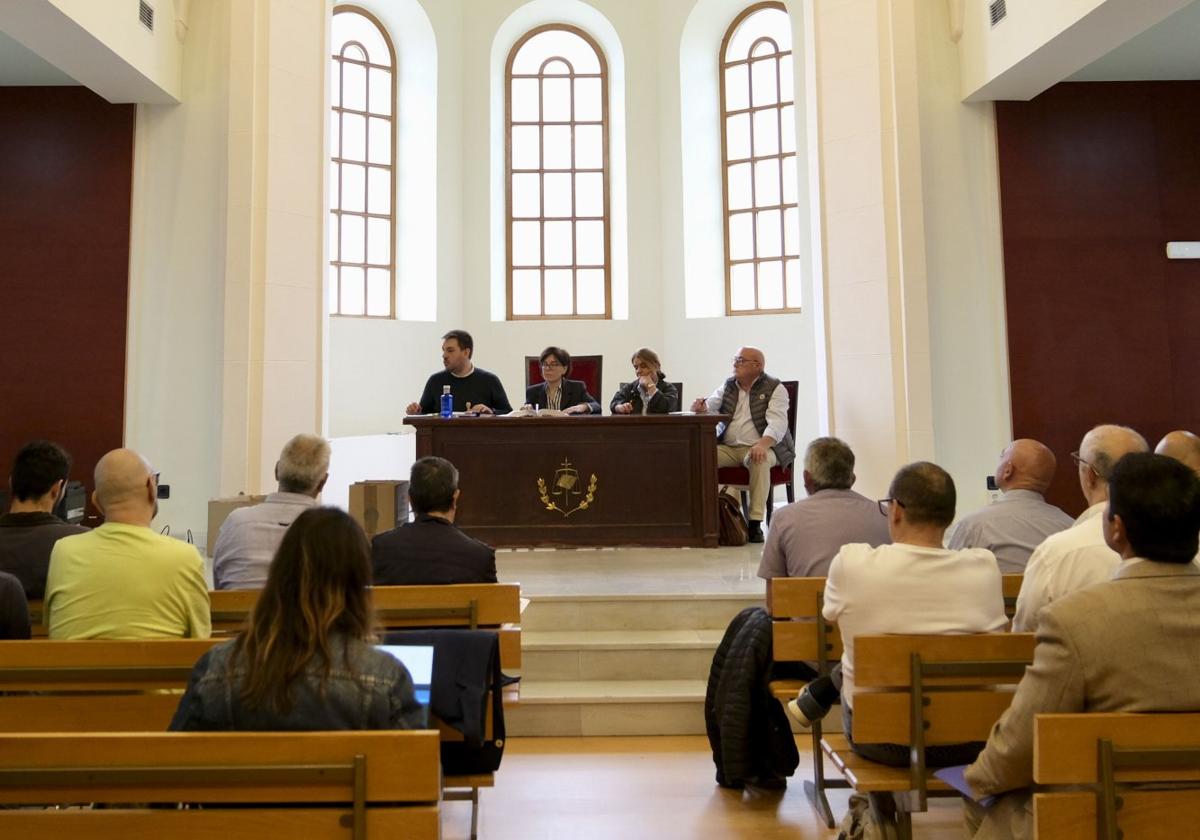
[747,520,764,543]
[785,687,828,729]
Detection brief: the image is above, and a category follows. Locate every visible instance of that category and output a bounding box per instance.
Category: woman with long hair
[609,348,679,415]
[170,506,425,730]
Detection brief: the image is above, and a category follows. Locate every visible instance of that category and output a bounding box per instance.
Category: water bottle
[440,385,453,418]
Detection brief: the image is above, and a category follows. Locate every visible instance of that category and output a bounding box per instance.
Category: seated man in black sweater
[406,329,512,416]
[372,456,498,585]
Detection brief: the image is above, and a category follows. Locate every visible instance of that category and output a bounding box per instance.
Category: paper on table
[933,766,995,808]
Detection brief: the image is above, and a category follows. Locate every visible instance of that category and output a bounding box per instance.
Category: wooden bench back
[1033,712,1200,840]
[851,633,1035,746]
[766,577,843,666]
[211,583,523,669]
[1001,574,1022,618]
[0,730,441,839]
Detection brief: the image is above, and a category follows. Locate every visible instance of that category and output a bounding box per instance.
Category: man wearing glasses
[1011,424,1148,632]
[691,346,794,543]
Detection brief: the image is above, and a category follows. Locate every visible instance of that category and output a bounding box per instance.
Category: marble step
[521,629,724,681]
[520,593,763,632]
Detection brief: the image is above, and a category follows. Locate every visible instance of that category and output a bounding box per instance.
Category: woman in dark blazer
[524,346,601,415]
[610,348,678,414]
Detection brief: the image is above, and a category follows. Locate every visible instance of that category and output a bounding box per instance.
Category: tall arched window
[506,25,610,320]
[720,2,799,315]
[330,6,396,318]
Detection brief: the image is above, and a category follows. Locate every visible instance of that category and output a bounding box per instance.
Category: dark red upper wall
[0,87,133,502]
[996,81,1200,514]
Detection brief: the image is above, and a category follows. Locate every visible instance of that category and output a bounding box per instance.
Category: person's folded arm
[762,383,789,443]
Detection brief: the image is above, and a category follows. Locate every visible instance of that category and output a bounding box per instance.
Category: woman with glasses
[524,346,601,415]
[610,348,679,415]
[169,506,426,731]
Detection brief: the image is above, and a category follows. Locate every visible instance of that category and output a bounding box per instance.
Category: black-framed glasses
[540,361,564,369]
[877,497,905,516]
[732,356,758,365]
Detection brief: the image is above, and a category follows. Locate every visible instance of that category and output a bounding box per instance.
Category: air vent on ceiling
[989,0,1007,27]
[139,0,155,32]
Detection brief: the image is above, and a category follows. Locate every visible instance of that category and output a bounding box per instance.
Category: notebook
[377,644,435,706]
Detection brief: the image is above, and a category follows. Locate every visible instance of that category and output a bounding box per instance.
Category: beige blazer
[964,560,1200,840]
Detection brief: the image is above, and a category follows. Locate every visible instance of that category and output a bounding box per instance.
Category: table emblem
[537,459,597,517]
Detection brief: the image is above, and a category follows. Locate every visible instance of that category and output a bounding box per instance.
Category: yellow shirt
[45,522,211,640]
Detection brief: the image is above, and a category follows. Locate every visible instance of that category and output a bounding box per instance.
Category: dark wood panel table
[403,415,730,548]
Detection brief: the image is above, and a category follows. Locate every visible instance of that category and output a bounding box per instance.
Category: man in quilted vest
[692,346,794,543]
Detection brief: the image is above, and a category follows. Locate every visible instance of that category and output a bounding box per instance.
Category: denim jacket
[169,634,426,731]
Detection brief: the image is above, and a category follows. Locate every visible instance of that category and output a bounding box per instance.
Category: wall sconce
[1166,242,1200,259]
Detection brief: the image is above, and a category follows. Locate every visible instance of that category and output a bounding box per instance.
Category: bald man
[44,449,210,640]
[1156,430,1200,476]
[1012,424,1148,633]
[693,346,795,542]
[946,440,1073,574]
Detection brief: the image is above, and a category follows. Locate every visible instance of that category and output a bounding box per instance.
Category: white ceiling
[1070,0,1200,81]
[0,28,77,86]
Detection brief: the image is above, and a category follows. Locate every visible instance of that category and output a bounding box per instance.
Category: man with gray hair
[212,433,330,589]
[758,437,889,579]
[1012,423,1148,632]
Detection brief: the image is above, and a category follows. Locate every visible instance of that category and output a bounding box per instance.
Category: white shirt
[1011,502,1123,632]
[702,379,789,446]
[823,542,1008,708]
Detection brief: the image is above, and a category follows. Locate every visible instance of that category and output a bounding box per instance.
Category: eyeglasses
[877,498,906,516]
[732,356,759,365]
[1070,451,1099,475]
[540,361,564,369]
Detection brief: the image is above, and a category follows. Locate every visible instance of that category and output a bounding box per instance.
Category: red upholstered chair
[716,380,799,525]
[525,355,603,402]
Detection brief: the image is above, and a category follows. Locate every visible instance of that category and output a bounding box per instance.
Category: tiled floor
[496,543,768,596]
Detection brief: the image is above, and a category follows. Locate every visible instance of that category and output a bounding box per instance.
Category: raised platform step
[521,629,723,681]
[505,679,707,736]
[520,593,762,632]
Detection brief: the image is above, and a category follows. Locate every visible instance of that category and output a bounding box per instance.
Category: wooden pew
[821,633,1036,839]
[210,582,524,672]
[1033,712,1200,840]
[766,577,847,828]
[0,730,441,839]
[1001,574,1022,619]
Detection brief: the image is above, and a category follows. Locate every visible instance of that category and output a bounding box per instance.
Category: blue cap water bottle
[440,385,453,418]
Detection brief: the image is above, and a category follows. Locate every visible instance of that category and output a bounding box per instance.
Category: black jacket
[705,606,799,788]
[372,516,497,585]
[608,373,678,414]
[524,379,600,414]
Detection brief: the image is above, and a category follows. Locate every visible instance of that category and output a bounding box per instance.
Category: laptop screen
[377,644,434,706]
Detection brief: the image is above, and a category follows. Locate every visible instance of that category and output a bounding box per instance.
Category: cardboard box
[349,480,410,539]
[207,494,268,556]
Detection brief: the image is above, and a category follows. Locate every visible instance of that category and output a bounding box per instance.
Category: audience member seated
[692,346,795,544]
[964,453,1200,840]
[44,448,210,640]
[758,437,889,580]
[787,462,1007,766]
[610,347,678,415]
[212,433,330,589]
[0,440,87,599]
[372,456,497,585]
[1155,429,1200,476]
[171,506,425,730]
[406,329,512,416]
[1012,424,1147,632]
[0,571,30,640]
[946,439,1073,574]
[524,346,600,415]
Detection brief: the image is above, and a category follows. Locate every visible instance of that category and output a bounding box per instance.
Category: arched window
[720,2,799,314]
[330,6,396,318]
[506,25,610,320]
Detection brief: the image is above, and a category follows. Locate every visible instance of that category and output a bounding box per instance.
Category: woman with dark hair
[610,348,678,414]
[170,506,425,730]
[524,346,601,415]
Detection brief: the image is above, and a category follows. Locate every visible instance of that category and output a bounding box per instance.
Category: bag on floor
[838,793,885,840]
[718,487,748,546]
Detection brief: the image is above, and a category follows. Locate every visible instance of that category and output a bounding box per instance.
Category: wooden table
[403,414,729,548]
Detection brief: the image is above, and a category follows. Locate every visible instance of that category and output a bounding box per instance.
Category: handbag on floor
[718,487,748,546]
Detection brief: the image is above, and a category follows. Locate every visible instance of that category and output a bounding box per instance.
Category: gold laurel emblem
[536,458,597,517]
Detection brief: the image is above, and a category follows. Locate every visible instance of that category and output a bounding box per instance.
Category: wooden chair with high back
[525,354,603,403]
